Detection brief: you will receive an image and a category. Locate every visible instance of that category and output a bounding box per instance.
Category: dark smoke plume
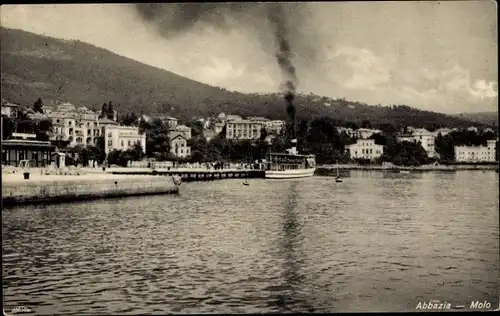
[133,3,300,135]
[267,3,297,139]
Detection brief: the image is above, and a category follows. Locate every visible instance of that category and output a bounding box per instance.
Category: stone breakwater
[1,174,180,207]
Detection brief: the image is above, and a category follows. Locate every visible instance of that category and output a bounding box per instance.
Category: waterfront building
[248,116,269,124]
[159,116,178,129]
[454,140,497,163]
[482,127,495,134]
[167,124,192,157]
[1,100,19,119]
[103,125,146,154]
[264,120,286,135]
[226,114,243,121]
[397,128,436,158]
[356,128,382,139]
[226,119,263,140]
[433,128,453,137]
[346,139,384,160]
[98,117,119,128]
[167,124,191,140]
[336,127,356,138]
[169,134,191,158]
[1,133,56,167]
[46,103,101,147]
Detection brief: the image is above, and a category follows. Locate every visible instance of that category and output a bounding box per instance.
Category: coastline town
[2,3,498,314]
[1,98,498,175]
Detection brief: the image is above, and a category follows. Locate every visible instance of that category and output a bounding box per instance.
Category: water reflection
[2,172,498,314]
[270,180,316,312]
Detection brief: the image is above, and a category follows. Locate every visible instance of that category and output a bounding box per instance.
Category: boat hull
[265,168,315,179]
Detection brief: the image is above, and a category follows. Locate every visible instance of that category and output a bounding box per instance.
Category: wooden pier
[111,168,265,182]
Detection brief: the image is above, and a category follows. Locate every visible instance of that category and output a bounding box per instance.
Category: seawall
[317,163,499,173]
[2,174,180,207]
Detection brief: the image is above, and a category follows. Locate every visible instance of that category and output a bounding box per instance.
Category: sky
[1,2,498,114]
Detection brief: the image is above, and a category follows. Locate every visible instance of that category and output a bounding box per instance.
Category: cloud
[0,3,497,113]
[198,58,246,83]
[330,47,392,91]
[469,80,498,100]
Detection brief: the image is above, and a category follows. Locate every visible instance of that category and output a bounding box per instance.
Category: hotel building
[103,125,146,154]
[454,140,497,163]
[356,128,382,139]
[346,139,384,160]
[167,123,192,158]
[397,128,436,158]
[46,103,101,147]
[226,119,263,140]
[264,120,286,135]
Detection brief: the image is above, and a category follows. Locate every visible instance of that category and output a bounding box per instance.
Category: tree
[186,120,204,139]
[380,140,429,166]
[145,119,170,160]
[127,141,146,161]
[1,115,15,140]
[188,137,209,162]
[99,103,107,119]
[121,112,138,126]
[33,98,44,113]
[435,134,455,163]
[361,120,371,129]
[106,102,115,120]
[259,127,268,141]
[33,119,52,141]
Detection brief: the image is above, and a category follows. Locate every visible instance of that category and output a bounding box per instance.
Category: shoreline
[317,163,499,172]
[2,173,180,207]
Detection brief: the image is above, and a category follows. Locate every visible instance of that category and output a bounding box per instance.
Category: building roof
[1,100,19,107]
[248,116,269,121]
[412,128,432,135]
[159,116,178,121]
[226,115,242,120]
[2,139,55,148]
[175,124,191,130]
[170,134,188,141]
[227,119,259,124]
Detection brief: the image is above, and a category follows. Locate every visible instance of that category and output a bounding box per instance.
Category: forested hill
[452,112,498,126]
[1,27,483,129]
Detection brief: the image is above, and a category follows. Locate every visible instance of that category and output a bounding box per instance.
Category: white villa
[346,139,384,160]
[397,128,436,158]
[103,125,146,154]
[454,140,497,163]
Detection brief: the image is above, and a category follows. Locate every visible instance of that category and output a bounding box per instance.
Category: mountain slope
[452,112,498,126]
[1,27,482,128]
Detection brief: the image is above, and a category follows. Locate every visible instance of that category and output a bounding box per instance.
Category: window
[121,140,124,147]
[108,140,112,146]
[128,141,131,146]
